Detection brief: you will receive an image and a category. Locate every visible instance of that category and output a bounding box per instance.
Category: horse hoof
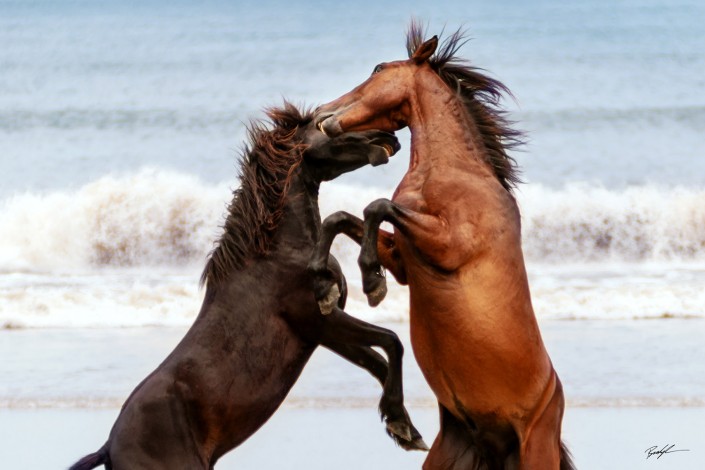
[367,283,387,307]
[317,284,340,315]
[398,436,429,452]
[386,420,413,443]
[409,437,430,452]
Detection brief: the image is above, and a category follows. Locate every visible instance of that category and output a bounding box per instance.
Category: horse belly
[408,296,551,421]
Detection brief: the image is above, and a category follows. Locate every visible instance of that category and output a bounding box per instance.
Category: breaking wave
[519,184,705,262]
[0,169,227,272]
[2,172,705,271]
[3,171,705,327]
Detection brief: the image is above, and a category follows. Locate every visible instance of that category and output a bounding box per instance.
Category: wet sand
[2,319,704,468]
[3,407,704,469]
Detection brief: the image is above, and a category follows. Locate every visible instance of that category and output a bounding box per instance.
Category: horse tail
[560,440,577,470]
[68,444,110,470]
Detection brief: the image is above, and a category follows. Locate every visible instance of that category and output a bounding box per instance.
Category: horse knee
[392,334,404,359]
[363,198,392,220]
[357,250,378,272]
[379,329,403,362]
[322,211,352,232]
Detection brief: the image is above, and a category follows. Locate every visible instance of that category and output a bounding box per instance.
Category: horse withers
[68,103,425,470]
[310,26,575,470]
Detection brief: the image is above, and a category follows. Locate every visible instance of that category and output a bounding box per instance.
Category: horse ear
[412,35,438,64]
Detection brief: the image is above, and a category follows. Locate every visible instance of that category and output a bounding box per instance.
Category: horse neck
[406,70,494,180]
[273,167,322,248]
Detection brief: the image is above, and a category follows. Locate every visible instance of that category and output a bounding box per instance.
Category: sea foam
[519,183,705,262]
[2,171,705,327]
[0,169,227,272]
[3,171,705,271]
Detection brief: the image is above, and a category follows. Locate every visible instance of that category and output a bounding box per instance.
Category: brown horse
[68,103,426,470]
[310,26,575,469]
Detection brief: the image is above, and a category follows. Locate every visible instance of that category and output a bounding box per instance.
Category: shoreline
[2,319,703,409]
[4,395,705,411]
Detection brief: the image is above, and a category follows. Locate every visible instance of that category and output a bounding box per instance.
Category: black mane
[406,22,524,191]
[200,102,313,287]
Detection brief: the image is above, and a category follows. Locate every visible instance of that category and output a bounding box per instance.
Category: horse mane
[406,22,524,191]
[200,102,313,287]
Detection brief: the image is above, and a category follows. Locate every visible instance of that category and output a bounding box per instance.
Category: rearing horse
[68,103,425,470]
[310,26,575,469]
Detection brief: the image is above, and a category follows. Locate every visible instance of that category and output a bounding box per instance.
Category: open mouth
[370,143,392,166]
[316,120,328,137]
[370,134,399,166]
[380,143,394,158]
[315,114,344,138]
[315,113,398,163]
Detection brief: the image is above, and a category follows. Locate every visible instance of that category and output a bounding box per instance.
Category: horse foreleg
[359,198,453,306]
[319,307,426,451]
[322,341,427,451]
[308,210,406,314]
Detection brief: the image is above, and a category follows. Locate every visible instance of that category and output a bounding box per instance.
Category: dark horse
[68,103,426,470]
[310,25,575,469]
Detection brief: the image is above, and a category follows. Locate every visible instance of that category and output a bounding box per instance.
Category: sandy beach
[2,319,703,469]
[3,406,704,469]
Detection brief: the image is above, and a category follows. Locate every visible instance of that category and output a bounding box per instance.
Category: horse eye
[372,64,384,75]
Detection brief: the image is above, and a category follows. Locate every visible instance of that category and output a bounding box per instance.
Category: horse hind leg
[559,442,576,470]
[424,405,525,470]
[68,444,110,470]
[424,406,486,470]
[109,446,207,470]
[518,378,574,470]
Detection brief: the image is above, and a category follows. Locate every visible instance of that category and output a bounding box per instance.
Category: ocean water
[2,0,705,329]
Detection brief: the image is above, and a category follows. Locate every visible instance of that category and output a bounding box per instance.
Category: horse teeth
[382,144,392,156]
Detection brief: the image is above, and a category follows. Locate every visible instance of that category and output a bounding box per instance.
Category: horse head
[300,123,400,182]
[315,35,438,137]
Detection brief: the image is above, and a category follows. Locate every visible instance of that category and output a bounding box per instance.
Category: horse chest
[393,171,482,217]
[392,187,427,213]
